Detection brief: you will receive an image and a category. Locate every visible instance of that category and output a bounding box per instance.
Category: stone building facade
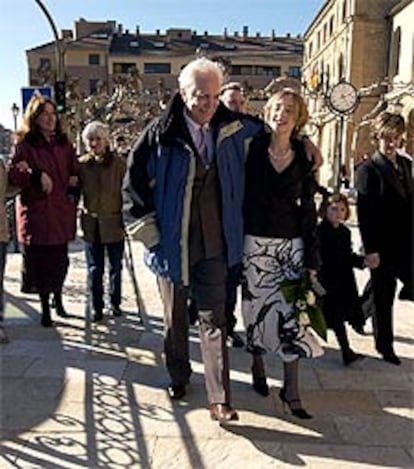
[302,0,401,187]
[386,0,414,155]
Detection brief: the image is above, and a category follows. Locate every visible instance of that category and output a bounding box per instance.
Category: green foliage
[281,275,327,342]
[307,304,328,342]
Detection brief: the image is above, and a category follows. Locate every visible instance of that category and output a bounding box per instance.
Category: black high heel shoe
[279,388,312,419]
[53,295,69,318]
[252,374,269,397]
[40,313,53,328]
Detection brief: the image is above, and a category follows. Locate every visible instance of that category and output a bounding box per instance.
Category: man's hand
[41,172,53,194]
[303,136,323,170]
[365,252,380,269]
[69,175,78,186]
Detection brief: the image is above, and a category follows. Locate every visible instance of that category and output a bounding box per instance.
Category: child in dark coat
[318,193,365,366]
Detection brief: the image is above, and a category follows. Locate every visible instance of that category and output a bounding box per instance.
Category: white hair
[178,58,223,90]
[81,121,109,145]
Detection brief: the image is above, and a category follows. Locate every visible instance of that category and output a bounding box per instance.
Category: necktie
[198,127,209,166]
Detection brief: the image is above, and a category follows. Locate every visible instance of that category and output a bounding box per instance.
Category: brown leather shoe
[167,384,186,400]
[209,403,239,423]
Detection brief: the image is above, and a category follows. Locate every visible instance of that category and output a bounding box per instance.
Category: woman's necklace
[268,144,294,173]
[268,145,292,161]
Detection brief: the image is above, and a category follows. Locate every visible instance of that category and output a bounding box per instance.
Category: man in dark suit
[123,58,264,422]
[187,81,247,348]
[356,112,413,365]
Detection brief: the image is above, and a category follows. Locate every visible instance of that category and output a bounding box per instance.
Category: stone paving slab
[278,443,413,468]
[0,355,36,378]
[315,368,413,391]
[335,415,414,446]
[149,436,285,469]
[375,390,414,412]
[1,377,65,406]
[288,389,383,416]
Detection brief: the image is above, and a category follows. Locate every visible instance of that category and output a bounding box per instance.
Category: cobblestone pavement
[0,235,413,468]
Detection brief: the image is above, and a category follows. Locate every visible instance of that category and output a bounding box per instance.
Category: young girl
[317,193,365,365]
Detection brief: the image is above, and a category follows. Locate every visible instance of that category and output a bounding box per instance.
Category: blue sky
[1,0,325,128]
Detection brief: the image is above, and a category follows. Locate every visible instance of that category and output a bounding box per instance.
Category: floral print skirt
[242,235,323,362]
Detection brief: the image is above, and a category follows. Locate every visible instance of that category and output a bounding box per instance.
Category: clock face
[328,82,358,113]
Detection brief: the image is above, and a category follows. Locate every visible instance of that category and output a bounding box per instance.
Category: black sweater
[243,132,319,269]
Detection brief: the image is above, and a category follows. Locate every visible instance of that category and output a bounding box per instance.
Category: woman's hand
[41,172,53,194]
[15,161,31,172]
[365,252,380,269]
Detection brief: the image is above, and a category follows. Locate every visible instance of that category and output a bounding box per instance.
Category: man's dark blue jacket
[123,92,264,286]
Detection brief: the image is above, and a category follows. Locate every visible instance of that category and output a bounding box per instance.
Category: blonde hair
[263,88,308,137]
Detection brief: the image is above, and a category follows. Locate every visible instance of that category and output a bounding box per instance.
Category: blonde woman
[242,88,323,418]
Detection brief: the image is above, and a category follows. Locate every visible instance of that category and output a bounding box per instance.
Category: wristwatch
[326,81,358,114]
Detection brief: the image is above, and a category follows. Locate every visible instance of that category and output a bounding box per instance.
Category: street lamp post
[11,103,19,133]
[335,115,346,191]
[33,0,64,81]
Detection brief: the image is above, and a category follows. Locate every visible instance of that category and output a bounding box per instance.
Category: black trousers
[370,258,409,354]
[157,256,231,404]
[188,262,241,332]
[224,263,242,332]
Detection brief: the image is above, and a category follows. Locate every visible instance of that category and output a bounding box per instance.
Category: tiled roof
[109,33,303,57]
[27,34,110,53]
[27,28,303,59]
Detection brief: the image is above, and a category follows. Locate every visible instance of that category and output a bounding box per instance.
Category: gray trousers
[157,256,231,404]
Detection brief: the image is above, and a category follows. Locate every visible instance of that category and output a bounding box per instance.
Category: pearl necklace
[268,145,292,161]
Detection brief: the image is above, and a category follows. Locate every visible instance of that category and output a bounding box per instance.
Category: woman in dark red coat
[8,96,79,327]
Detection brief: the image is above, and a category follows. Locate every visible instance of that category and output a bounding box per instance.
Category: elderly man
[123,58,263,422]
[187,80,247,348]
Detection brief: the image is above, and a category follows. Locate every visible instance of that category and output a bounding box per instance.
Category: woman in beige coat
[79,121,126,321]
